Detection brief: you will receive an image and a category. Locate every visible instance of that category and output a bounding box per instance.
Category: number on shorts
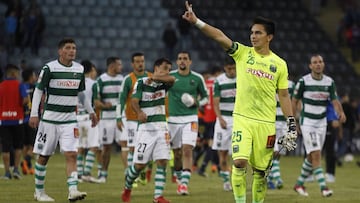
[232,131,242,143]
[37,132,47,143]
[137,143,147,153]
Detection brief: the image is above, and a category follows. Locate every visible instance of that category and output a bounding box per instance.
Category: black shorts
[202,121,215,140]
[23,123,36,146]
[0,125,25,152]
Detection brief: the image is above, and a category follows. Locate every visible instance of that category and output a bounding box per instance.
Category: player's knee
[233,159,247,168]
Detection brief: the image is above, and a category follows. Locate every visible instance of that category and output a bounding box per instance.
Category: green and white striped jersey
[77,77,96,115]
[36,60,85,124]
[93,73,123,120]
[276,80,295,122]
[293,74,337,127]
[132,77,169,125]
[167,70,208,124]
[213,73,236,117]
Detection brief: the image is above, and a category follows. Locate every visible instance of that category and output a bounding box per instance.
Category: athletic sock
[84,151,95,175]
[154,166,166,198]
[252,171,267,203]
[76,154,84,177]
[35,163,47,194]
[231,166,246,203]
[313,167,327,190]
[125,165,140,189]
[296,159,312,186]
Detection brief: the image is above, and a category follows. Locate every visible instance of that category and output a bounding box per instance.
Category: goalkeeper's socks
[76,154,84,177]
[252,171,266,203]
[296,159,312,186]
[231,166,246,203]
[313,167,327,189]
[125,165,140,189]
[154,166,166,198]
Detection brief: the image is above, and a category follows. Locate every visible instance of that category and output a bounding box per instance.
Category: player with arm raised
[182,2,296,202]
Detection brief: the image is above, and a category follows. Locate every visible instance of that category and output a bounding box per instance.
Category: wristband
[195,19,206,29]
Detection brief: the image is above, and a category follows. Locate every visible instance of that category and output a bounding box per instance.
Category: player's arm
[278,88,294,118]
[332,99,346,123]
[93,82,112,110]
[151,75,176,86]
[213,96,226,129]
[131,80,147,123]
[182,1,233,51]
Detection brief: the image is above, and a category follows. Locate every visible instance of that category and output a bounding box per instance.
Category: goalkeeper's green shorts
[231,115,275,171]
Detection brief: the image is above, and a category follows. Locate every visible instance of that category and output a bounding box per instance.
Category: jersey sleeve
[36,65,51,90]
[293,78,305,99]
[132,79,142,100]
[213,80,220,98]
[277,62,289,90]
[329,80,338,100]
[78,72,85,92]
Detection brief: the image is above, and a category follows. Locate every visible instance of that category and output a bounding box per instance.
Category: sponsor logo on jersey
[143,91,165,100]
[246,68,274,80]
[57,80,80,88]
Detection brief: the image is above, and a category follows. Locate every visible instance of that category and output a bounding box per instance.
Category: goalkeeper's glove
[278,116,298,151]
[278,136,297,151]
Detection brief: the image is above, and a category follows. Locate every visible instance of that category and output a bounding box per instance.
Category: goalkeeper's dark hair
[252,16,275,35]
[22,68,35,82]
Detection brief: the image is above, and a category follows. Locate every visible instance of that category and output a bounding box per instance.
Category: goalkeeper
[182,1,296,203]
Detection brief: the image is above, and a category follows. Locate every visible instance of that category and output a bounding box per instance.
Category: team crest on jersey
[73,72,77,78]
[138,154,143,161]
[269,65,277,73]
[233,145,239,153]
[37,143,43,150]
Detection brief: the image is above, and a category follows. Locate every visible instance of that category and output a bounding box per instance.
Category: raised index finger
[185,1,192,12]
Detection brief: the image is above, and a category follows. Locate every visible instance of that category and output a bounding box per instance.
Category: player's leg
[60,123,87,201]
[152,130,171,202]
[312,127,333,197]
[168,123,182,183]
[178,122,198,195]
[294,126,313,196]
[249,121,275,203]
[33,122,58,201]
[98,120,116,182]
[231,117,252,203]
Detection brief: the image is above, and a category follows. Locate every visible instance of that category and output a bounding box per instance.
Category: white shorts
[77,114,100,149]
[133,123,171,164]
[33,121,79,156]
[212,116,233,151]
[274,121,287,153]
[168,122,198,149]
[300,125,327,154]
[124,120,138,147]
[99,119,124,145]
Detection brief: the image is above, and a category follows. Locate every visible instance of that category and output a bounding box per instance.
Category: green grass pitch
[1,153,360,203]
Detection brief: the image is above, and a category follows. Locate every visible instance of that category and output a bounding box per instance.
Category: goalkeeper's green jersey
[229,42,289,123]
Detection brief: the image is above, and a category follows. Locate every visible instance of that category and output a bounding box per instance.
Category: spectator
[162,22,178,61]
[4,10,18,55]
[177,17,192,50]
[0,64,28,180]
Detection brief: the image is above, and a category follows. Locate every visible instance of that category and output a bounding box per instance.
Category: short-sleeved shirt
[229,42,289,123]
[36,60,85,124]
[293,73,338,127]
